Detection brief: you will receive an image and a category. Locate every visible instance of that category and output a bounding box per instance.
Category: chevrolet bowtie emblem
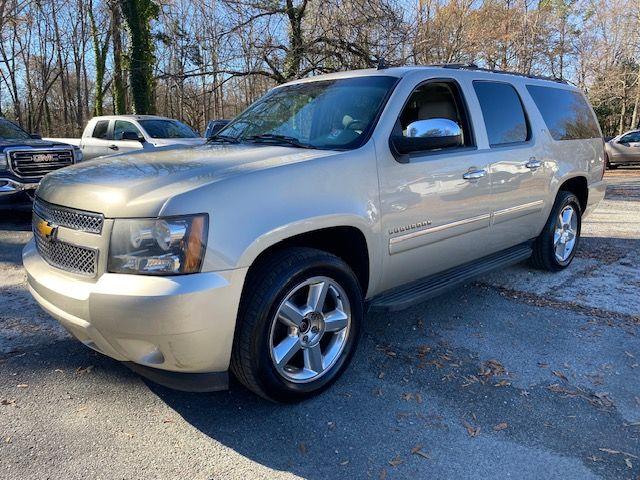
[36,219,57,241]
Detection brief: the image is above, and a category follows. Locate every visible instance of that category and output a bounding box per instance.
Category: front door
[376,78,495,293]
[609,131,640,165]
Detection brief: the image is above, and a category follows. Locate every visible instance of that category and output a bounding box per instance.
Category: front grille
[9,148,74,179]
[33,197,103,234]
[33,214,98,276]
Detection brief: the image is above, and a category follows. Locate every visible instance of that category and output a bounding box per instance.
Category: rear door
[474,80,548,250]
[82,120,113,160]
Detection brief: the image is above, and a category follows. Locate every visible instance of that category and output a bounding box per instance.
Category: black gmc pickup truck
[0,118,80,207]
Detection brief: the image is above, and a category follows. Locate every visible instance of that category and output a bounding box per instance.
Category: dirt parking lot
[1,170,639,480]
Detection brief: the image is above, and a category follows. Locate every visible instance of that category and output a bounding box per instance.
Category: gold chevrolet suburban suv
[23,65,606,402]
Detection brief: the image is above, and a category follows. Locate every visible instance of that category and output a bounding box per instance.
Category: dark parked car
[204,119,230,139]
[0,118,81,206]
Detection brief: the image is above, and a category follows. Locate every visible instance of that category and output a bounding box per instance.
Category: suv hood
[36,144,335,217]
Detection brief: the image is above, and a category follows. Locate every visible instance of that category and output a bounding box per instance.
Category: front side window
[619,131,640,143]
[397,80,473,149]
[474,81,529,146]
[138,119,198,139]
[217,76,398,150]
[526,85,601,141]
[114,120,142,140]
[92,120,110,139]
[0,119,30,140]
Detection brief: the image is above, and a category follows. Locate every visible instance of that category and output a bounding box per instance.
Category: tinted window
[474,81,529,146]
[92,120,110,139]
[0,119,30,140]
[619,131,640,143]
[114,120,141,140]
[526,85,601,140]
[138,119,198,139]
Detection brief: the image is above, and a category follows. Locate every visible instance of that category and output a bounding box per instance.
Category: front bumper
[584,180,606,218]
[0,177,38,198]
[23,239,247,390]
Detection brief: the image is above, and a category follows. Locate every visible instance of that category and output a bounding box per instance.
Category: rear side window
[526,85,601,140]
[473,81,529,146]
[92,120,110,139]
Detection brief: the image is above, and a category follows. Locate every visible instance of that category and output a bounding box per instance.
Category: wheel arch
[239,220,374,297]
[557,175,588,213]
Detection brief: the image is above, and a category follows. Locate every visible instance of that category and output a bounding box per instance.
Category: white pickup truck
[47,115,206,161]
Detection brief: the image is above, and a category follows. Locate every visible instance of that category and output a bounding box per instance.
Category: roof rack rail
[427,63,567,84]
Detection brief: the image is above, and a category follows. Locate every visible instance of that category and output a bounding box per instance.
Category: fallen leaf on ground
[411,445,430,459]
[75,365,94,375]
[339,459,349,466]
[462,420,480,437]
[379,468,387,480]
[598,448,639,459]
[16,384,28,388]
[298,442,307,455]
[625,458,632,468]
[1,399,16,406]
[388,456,403,467]
[552,370,568,382]
[493,422,508,431]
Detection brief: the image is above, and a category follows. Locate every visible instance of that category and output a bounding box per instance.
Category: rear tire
[230,247,363,402]
[530,191,582,272]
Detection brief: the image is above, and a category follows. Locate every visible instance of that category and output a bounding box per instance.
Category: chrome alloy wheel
[269,276,351,383]
[553,205,578,262]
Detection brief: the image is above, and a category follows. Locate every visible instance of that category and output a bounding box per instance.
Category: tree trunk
[111,0,126,114]
[119,0,159,114]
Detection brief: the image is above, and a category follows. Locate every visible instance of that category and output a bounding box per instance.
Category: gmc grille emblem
[32,153,56,162]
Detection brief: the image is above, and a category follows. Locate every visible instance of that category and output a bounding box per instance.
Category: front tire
[530,191,582,271]
[230,247,363,402]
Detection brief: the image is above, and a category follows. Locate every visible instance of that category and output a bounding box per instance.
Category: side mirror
[30,133,42,140]
[390,118,463,162]
[121,131,145,143]
[206,120,230,139]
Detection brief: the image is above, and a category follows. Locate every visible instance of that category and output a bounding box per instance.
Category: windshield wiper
[245,134,312,149]
[207,134,240,144]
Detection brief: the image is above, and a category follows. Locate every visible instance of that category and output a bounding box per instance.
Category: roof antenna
[377,57,387,70]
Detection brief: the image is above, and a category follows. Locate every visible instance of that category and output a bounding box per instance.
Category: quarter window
[474,81,529,146]
[92,120,109,139]
[526,85,601,141]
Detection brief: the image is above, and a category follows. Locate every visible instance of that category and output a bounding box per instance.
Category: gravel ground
[1,170,639,480]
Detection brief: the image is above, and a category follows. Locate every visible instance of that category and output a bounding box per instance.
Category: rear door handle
[108,144,119,151]
[525,158,542,170]
[462,169,487,180]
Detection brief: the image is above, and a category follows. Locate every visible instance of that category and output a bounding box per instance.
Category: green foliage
[119,0,159,114]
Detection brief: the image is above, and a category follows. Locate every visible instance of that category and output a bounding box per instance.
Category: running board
[368,242,533,312]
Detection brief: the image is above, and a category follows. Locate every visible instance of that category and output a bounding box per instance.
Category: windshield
[217,76,398,150]
[138,119,199,139]
[0,119,30,141]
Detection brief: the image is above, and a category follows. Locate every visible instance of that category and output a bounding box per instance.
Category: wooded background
[0,0,638,137]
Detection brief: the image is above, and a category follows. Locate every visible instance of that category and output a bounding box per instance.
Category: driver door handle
[462,169,487,180]
[525,158,542,170]
[108,144,119,151]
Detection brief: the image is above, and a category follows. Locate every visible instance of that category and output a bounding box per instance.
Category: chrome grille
[33,214,98,276]
[9,148,74,179]
[33,197,103,234]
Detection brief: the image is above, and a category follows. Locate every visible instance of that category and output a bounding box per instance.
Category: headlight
[73,147,83,163]
[108,214,208,275]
